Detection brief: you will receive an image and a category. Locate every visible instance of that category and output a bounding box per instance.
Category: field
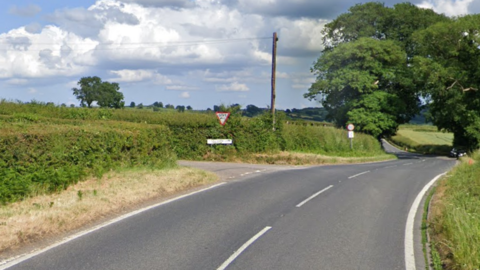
[389,124,453,155]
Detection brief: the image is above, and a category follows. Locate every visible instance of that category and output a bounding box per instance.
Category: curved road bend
[2,148,455,270]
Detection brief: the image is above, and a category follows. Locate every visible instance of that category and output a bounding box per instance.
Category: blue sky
[0,0,479,110]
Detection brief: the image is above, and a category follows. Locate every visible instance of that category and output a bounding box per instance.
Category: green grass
[429,152,480,269]
[390,124,453,155]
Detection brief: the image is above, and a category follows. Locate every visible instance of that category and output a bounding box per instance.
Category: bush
[0,122,175,204]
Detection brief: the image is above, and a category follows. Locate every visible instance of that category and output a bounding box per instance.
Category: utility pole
[271,32,278,131]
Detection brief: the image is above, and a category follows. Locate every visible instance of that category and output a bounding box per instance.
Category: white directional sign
[348,131,354,138]
[207,139,233,145]
[216,112,231,126]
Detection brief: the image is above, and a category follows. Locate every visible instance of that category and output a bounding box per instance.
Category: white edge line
[296,185,333,208]
[348,170,370,179]
[0,182,227,270]
[405,173,446,270]
[217,226,272,270]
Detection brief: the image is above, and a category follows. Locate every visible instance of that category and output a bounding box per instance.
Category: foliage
[412,14,480,150]
[306,38,411,136]
[389,125,453,155]
[307,2,448,138]
[0,121,175,204]
[282,123,385,157]
[72,76,124,108]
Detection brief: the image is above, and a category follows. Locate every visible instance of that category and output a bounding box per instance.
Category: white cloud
[180,91,190,98]
[28,88,37,94]
[216,82,249,92]
[417,0,473,16]
[9,4,42,17]
[109,69,172,84]
[0,26,97,79]
[166,85,197,90]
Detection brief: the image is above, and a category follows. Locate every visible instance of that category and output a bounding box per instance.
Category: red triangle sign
[216,112,230,126]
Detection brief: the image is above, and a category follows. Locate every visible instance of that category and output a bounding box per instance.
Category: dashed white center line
[403,163,413,166]
[385,165,398,169]
[348,171,370,179]
[296,185,333,208]
[217,226,272,270]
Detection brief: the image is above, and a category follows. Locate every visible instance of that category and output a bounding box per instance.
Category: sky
[0,0,479,110]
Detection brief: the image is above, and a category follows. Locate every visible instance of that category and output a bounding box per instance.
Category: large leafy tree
[72,76,124,108]
[96,82,124,109]
[306,2,447,137]
[412,15,480,148]
[306,38,408,137]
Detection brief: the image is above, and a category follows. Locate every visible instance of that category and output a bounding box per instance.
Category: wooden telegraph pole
[271,32,278,131]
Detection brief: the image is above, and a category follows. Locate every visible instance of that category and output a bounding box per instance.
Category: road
[1,147,455,270]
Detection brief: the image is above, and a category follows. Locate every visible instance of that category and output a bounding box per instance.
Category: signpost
[347,123,355,149]
[216,112,230,126]
[207,139,233,145]
[209,112,233,146]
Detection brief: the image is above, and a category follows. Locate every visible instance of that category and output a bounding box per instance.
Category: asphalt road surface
[2,145,455,270]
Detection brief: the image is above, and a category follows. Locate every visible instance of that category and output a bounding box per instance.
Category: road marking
[217,226,272,270]
[296,185,333,208]
[405,173,446,270]
[0,182,227,270]
[385,165,397,169]
[348,171,370,179]
[403,163,413,166]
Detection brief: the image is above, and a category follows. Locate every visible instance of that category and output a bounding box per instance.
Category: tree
[72,76,124,108]
[306,2,447,137]
[137,103,144,109]
[72,76,102,108]
[176,105,185,112]
[96,82,124,109]
[130,101,136,108]
[165,104,174,109]
[412,14,480,149]
[306,38,410,136]
[244,104,264,117]
[187,105,192,110]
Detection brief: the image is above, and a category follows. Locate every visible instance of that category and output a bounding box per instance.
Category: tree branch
[447,79,478,92]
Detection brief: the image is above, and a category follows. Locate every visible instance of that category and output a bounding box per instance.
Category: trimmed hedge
[0,122,175,204]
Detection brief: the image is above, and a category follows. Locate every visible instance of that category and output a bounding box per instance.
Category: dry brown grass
[0,167,218,254]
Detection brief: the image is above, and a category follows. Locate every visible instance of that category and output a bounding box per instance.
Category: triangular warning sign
[216,112,230,126]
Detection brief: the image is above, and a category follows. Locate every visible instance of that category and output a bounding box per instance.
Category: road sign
[347,123,355,131]
[207,139,233,145]
[348,131,354,138]
[216,112,230,126]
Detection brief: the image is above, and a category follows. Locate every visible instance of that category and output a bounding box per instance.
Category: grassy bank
[389,124,453,155]
[0,166,218,254]
[428,152,480,269]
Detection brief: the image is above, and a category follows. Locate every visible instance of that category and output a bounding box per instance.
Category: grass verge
[200,151,396,165]
[428,153,480,269]
[0,166,218,255]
